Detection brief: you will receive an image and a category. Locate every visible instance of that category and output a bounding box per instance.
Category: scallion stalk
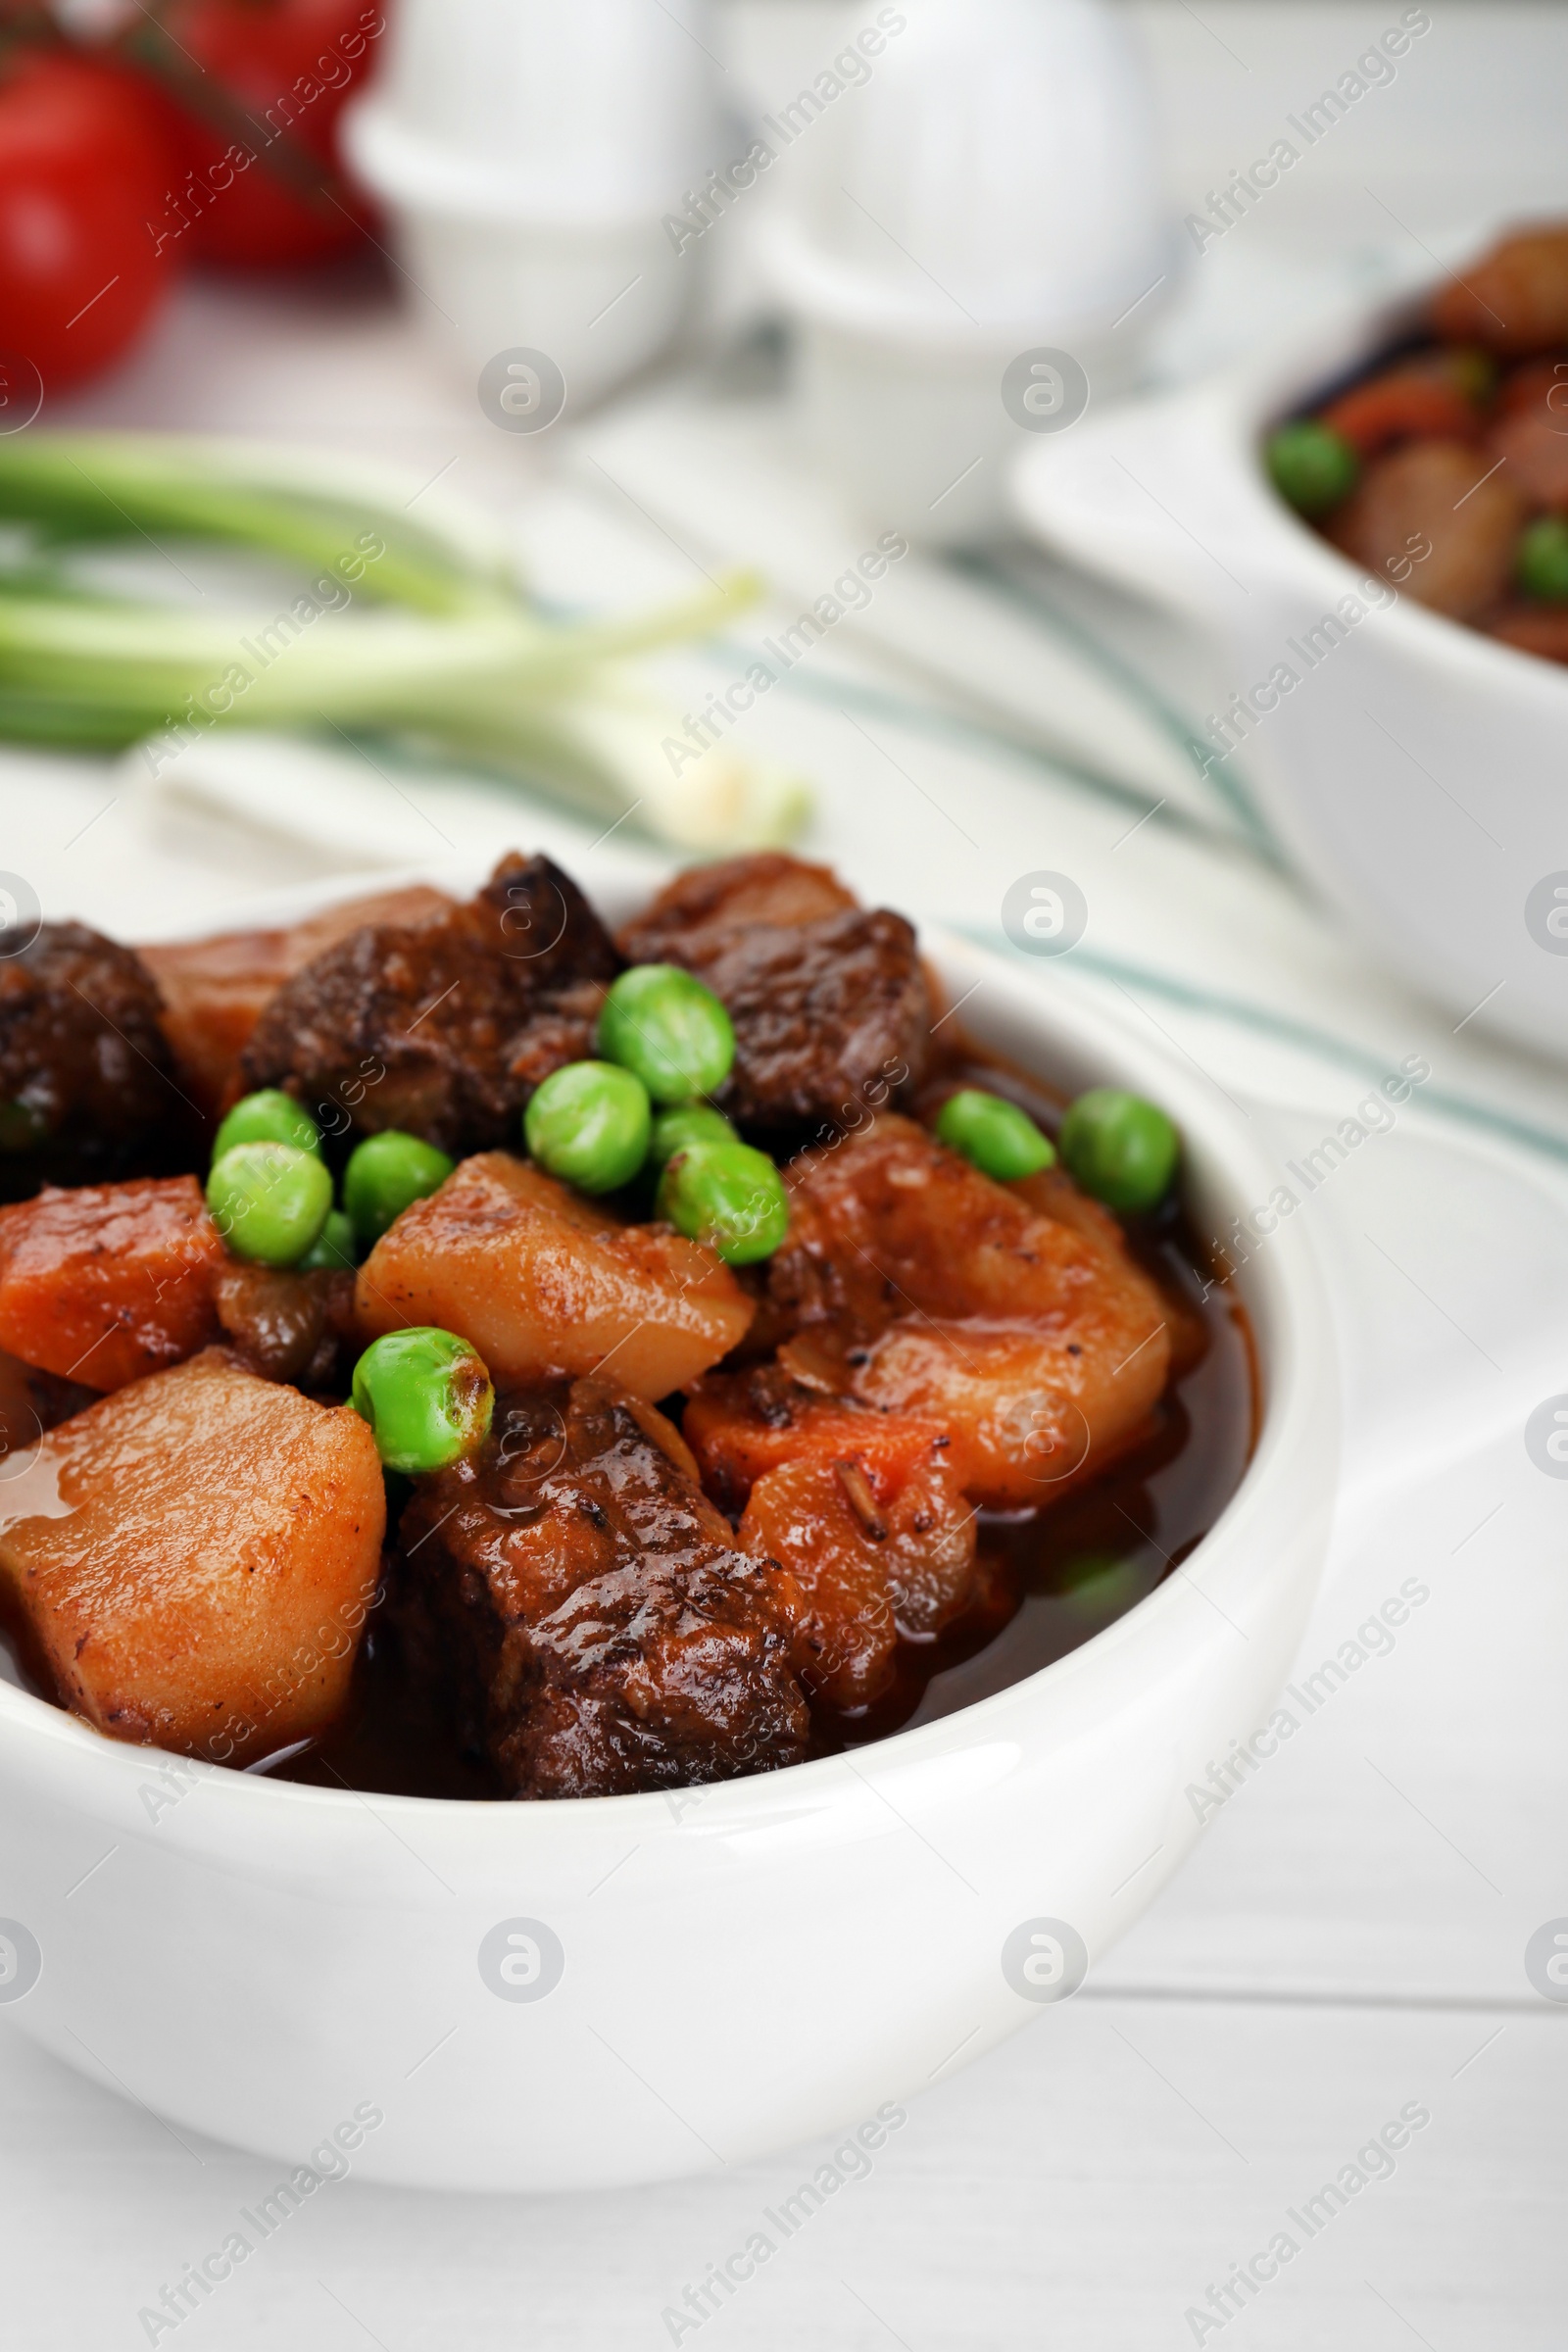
[0,433,810,851]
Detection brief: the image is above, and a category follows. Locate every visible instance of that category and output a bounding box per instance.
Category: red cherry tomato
[0,49,178,396]
[128,0,385,270]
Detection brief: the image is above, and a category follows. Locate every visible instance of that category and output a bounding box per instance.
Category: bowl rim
[0,862,1339,1836]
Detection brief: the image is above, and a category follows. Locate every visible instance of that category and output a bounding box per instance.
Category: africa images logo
[477,1918,565,2002]
[1002,871,1089,958]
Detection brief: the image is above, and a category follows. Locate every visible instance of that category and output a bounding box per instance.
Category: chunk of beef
[0,1175,224,1390]
[240,855,620,1156]
[213,1260,358,1391]
[0,1345,95,1462]
[1326,440,1526,618]
[1429,227,1568,355]
[764,1115,1171,1506]
[142,883,453,1122]
[356,1152,753,1400]
[0,1348,384,1761]
[394,1378,809,1797]
[0,921,185,1200]
[620,853,858,950]
[617,853,930,1144]
[1487,603,1568,664]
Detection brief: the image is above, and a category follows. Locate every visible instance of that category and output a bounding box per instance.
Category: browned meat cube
[142,884,454,1122]
[1327,439,1527,618]
[620,852,858,949]
[0,1345,94,1462]
[1487,603,1568,664]
[0,1348,385,1761]
[357,1152,754,1399]
[394,1378,809,1797]
[213,1260,358,1390]
[1429,227,1568,355]
[617,853,931,1144]
[0,920,186,1200]
[240,855,620,1156]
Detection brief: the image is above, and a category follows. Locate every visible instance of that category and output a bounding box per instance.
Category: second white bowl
[1012,267,1568,1061]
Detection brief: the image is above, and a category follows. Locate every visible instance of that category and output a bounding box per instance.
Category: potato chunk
[0,1177,224,1391]
[356,1152,753,1399]
[768,1115,1170,1507]
[851,1320,1152,1508]
[0,1348,384,1760]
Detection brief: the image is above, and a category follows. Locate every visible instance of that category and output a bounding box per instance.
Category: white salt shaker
[759,0,1174,546]
[344,0,721,413]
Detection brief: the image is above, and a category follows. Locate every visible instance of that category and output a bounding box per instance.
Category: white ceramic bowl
[344,0,717,406]
[759,0,1171,548]
[1011,266,1568,1061]
[0,871,1337,2190]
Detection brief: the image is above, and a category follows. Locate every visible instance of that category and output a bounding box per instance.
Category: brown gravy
[270,1044,1258,1798]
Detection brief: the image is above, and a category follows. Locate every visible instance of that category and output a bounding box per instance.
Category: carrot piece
[0,1175,224,1390]
[684,1376,949,1514]
[739,1449,977,1709]
[1319,368,1481,456]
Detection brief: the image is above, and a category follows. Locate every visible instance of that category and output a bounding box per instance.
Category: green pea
[0,1100,45,1152]
[1265,419,1359,516]
[1059,1089,1179,1215]
[648,1102,738,1168]
[596,964,735,1104]
[299,1207,357,1272]
[351,1327,494,1476]
[207,1142,333,1267]
[1060,1552,1148,1619]
[524,1060,651,1195]
[656,1139,789,1265]
[935,1088,1055,1180]
[343,1131,456,1246]
[1445,345,1497,407]
[212,1088,320,1165]
[1517,515,1568,603]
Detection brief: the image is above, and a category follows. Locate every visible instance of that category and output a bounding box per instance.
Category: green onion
[0,435,810,852]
